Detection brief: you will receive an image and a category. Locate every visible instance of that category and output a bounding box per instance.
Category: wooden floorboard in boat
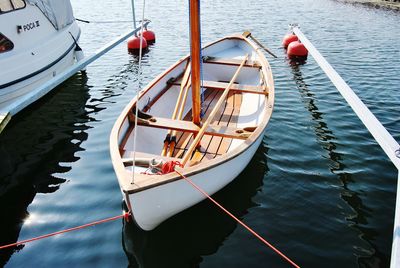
[216,93,242,155]
[196,92,233,151]
[207,107,233,157]
[173,89,242,164]
[206,92,242,158]
[173,89,220,158]
[194,92,236,162]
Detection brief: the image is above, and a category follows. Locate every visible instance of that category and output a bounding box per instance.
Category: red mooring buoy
[127,36,148,54]
[287,41,308,59]
[140,29,156,44]
[282,34,298,48]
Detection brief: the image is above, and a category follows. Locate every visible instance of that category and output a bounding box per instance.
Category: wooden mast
[189,0,201,125]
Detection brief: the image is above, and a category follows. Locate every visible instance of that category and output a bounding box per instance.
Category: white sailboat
[110,0,274,231]
[0,0,82,112]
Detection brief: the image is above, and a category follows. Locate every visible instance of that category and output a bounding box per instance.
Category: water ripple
[0,0,398,267]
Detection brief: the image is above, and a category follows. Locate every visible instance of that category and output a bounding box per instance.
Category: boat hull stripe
[0,31,81,90]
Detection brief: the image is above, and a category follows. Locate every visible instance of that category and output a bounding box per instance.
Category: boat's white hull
[0,2,81,113]
[127,133,263,230]
[0,46,77,110]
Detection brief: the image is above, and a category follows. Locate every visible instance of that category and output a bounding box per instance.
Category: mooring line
[1,169,299,268]
[174,169,300,268]
[0,213,128,250]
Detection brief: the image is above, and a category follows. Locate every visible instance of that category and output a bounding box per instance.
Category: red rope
[175,169,300,268]
[0,212,129,250]
[162,161,183,174]
[0,160,299,268]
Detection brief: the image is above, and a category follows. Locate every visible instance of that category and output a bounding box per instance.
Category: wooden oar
[180,54,249,166]
[242,31,277,58]
[167,78,192,157]
[161,62,191,156]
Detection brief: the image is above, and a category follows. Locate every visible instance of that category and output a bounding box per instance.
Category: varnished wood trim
[122,152,181,166]
[172,80,267,95]
[181,55,249,166]
[203,56,261,68]
[119,123,135,155]
[203,80,267,95]
[189,0,201,125]
[172,88,218,158]
[136,116,253,140]
[142,83,173,113]
[123,134,262,194]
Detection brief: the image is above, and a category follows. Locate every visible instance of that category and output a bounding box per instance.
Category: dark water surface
[1,0,399,267]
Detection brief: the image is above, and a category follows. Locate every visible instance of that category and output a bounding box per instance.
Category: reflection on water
[289,61,342,171]
[0,74,91,266]
[289,63,389,267]
[0,0,397,265]
[122,142,268,268]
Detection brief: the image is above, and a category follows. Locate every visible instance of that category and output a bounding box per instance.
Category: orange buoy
[127,36,148,55]
[140,29,156,44]
[287,41,308,59]
[282,34,298,48]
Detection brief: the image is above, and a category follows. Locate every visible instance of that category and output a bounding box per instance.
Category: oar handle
[161,61,191,156]
[243,31,277,58]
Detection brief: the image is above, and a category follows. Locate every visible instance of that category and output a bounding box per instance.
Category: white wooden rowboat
[110,32,274,230]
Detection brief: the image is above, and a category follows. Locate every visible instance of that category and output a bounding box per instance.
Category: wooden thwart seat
[122,152,181,167]
[133,115,255,140]
[203,56,261,68]
[202,80,268,95]
[172,79,268,95]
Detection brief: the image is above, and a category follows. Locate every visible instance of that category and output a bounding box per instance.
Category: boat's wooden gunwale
[110,34,274,194]
[143,59,190,114]
[110,52,192,189]
[114,59,189,158]
[119,121,135,155]
[142,81,174,113]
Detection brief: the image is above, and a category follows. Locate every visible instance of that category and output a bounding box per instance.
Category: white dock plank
[292,25,400,268]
